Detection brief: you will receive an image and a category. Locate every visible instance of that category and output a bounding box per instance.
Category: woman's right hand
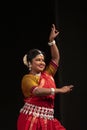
[49,24,59,42]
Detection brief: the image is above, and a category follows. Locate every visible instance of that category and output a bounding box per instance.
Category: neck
[30,71,41,76]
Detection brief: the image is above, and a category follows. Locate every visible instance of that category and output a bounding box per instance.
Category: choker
[30,72,41,76]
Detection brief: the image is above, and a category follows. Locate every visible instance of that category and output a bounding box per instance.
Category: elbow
[33,87,41,96]
[52,56,60,65]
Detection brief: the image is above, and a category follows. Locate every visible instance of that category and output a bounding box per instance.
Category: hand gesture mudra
[49,24,59,42]
[60,85,74,93]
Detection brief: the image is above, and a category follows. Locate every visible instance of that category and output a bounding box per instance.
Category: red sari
[17,60,66,130]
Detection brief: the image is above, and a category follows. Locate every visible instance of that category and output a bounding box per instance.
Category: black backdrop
[0,0,87,130]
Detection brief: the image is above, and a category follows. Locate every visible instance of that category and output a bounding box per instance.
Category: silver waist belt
[20,102,54,120]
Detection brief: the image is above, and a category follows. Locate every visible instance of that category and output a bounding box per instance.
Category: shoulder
[45,60,58,76]
[21,74,40,87]
[22,74,33,80]
[21,74,33,84]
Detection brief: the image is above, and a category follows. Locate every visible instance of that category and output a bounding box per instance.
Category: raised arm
[48,24,60,65]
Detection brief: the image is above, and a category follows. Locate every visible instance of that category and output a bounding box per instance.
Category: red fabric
[24,72,56,108]
[17,72,66,130]
[50,60,58,69]
[17,113,66,130]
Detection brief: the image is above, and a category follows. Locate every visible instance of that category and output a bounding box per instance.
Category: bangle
[50,88,55,95]
[48,40,56,46]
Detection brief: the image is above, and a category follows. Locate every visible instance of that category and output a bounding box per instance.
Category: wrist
[50,88,55,95]
[56,88,62,93]
[48,40,56,46]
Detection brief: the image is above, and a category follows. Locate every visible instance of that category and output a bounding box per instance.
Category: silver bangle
[50,88,55,95]
[48,40,56,46]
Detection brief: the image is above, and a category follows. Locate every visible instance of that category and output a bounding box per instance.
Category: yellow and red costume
[17,60,66,130]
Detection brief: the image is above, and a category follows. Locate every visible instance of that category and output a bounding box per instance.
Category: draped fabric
[17,113,66,130]
[17,60,66,130]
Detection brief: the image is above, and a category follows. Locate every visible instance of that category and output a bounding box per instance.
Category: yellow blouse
[21,60,58,98]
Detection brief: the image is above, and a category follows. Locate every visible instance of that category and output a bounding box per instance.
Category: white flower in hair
[23,54,28,67]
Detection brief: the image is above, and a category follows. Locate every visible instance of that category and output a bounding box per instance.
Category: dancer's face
[30,54,46,74]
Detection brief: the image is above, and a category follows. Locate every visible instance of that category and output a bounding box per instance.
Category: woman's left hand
[59,85,74,93]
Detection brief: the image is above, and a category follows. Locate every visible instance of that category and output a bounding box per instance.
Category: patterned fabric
[17,60,66,130]
[20,102,54,120]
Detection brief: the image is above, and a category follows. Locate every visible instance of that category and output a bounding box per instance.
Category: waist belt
[20,102,54,120]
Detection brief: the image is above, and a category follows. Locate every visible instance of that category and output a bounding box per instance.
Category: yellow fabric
[45,62,57,76]
[21,74,40,97]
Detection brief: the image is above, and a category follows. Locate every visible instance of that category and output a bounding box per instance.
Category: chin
[38,69,44,72]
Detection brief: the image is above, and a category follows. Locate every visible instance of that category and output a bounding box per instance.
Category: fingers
[52,24,55,28]
[51,24,59,33]
[69,85,74,89]
[51,24,56,30]
[68,85,74,91]
[64,85,74,93]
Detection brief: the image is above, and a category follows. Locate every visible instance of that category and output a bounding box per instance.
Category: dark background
[0,0,87,130]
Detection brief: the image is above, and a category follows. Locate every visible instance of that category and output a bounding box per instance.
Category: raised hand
[49,24,59,42]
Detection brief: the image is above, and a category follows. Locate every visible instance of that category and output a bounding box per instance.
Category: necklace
[30,72,41,77]
[29,72,41,83]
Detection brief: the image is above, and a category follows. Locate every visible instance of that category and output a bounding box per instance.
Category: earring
[28,62,32,71]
